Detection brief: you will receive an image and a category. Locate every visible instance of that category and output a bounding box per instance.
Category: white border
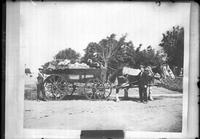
[5,2,199,139]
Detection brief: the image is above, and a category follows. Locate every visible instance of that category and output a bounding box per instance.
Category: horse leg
[124,87,128,99]
[148,86,154,101]
[116,88,120,102]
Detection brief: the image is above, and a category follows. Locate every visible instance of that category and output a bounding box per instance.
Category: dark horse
[107,64,175,102]
[108,66,154,102]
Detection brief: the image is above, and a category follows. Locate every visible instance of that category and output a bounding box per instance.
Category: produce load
[42,59,90,72]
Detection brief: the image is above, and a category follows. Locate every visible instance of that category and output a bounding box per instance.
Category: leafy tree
[159,26,184,70]
[54,48,80,63]
[133,45,163,68]
[81,34,136,70]
[81,42,104,68]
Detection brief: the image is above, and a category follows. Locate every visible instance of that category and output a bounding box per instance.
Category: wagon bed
[43,68,106,82]
[42,68,111,100]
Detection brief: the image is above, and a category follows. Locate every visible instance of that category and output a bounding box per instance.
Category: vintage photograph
[22,2,190,132]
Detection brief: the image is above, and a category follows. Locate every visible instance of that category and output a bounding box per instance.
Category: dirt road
[24,87,182,132]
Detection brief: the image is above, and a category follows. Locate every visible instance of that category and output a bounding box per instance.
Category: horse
[108,66,154,102]
[108,63,175,102]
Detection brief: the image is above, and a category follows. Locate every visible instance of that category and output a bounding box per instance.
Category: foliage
[81,33,168,72]
[42,25,184,75]
[159,26,184,69]
[134,45,164,68]
[81,34,137,70]
[54,48,80,63]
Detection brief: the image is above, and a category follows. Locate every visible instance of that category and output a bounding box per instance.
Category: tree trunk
[104,61,108,82]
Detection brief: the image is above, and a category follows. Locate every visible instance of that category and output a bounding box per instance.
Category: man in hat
[138,64,148,103]
[36,68,46,101]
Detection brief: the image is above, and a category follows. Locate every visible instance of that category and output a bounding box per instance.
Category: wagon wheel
[44,75,73,100]
[103,81,112,99]
[84,78,105,100]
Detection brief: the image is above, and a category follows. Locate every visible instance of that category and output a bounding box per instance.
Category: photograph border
[5,1,199,139]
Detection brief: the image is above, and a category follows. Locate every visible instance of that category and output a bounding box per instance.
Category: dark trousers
[36,83,46,100]
[139,85,148,102]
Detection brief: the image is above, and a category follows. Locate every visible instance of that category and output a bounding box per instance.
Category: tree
[81,34,136,69]
[54,48,80,63]
[81,42,104,68]
[159,26,184,70]
[133,45,163,68]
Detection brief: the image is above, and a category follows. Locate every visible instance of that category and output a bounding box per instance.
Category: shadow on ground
[118,97,164,101]
[62,95,167,102]
[62,95,88,100]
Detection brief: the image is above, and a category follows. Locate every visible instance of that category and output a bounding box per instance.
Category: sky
[20,2,190,73]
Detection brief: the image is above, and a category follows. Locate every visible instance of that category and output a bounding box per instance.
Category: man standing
[138,65,148,103]
[36,68,46,101]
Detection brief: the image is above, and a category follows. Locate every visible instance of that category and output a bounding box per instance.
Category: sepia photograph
[5,1,199,139]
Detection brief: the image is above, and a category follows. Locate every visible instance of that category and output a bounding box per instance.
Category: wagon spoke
[84,78,105,100]
[103,82,112,99]
[56,77,62,84]
[43,75,69,100]
[49,76,55,84]
[44,83,54,99]
[53,84,63,94]
[45,83,52,92]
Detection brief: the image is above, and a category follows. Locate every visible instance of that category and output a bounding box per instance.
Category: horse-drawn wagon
[41,61,175,101]
[42,68,112,100]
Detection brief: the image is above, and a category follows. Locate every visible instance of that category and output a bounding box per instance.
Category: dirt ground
[24,76,182,132]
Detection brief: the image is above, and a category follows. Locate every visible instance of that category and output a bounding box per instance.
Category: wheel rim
[84,78,105,100]
[103,82,112,99]
[44,75,72,100]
